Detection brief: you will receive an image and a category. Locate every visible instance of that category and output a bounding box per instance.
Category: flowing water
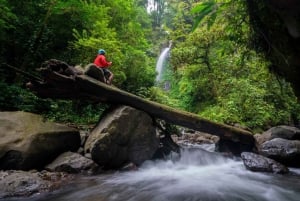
[155,47,170,82]
[8,147,300,201]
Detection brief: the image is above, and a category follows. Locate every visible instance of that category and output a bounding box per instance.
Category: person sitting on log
[93,49,113,85]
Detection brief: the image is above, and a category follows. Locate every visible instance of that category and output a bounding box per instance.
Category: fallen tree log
[28,60,256,153]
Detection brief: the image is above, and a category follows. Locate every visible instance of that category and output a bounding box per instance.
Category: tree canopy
[0,0,299,131]
[151,0,300,131]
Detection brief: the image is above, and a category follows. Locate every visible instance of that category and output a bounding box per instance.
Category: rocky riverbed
[1,109,300,200]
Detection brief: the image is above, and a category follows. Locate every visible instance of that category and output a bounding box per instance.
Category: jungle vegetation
[0,0,299,132]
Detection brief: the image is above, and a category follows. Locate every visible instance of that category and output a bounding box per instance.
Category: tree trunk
[27,59,256,153]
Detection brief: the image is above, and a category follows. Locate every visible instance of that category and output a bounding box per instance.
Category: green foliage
[191,0,216,30]
[45,100,107,125]
[0,0,16,35]
[0,3,15,66]
[2,0,299,131]
[163,0,300,130]
[120,47,156,92]
[70,0,156,93]
[148,87,182,108]
[0,0,156,125]
[165,1,194,42]
[1,0,99,69]
[70,2,119,64]
[0,80,106,124]
[0,81,50,112]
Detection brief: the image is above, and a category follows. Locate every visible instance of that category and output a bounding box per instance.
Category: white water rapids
[11,147,300,201]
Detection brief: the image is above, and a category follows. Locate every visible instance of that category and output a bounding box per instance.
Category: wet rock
[260,138,300,167]
[269,126,300,140]
[45,152,100,175]
[241,152,289,174]
[0,170,73,199]
[255,125,300,147]
[84,106,159,169]
[0,111,81,170]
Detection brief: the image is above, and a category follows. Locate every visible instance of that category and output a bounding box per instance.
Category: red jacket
[93,54,111,68]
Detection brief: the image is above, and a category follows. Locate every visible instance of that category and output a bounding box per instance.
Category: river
[7,146,300,201]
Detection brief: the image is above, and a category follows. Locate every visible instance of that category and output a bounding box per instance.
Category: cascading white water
[16,148,300,201]
[155,47,170,82]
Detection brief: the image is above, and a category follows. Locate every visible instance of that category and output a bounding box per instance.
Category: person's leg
[102,68,111,84]
[103,68,113,85]
[108,72,114,85]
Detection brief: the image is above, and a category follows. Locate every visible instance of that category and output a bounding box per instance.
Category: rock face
[84,106,159,169]
[260,138,300,167]
[45,152,99,174]
[241,152,289,174]
[0,111,81,170]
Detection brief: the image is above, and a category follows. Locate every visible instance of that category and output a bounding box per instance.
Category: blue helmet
[98,49,106,55]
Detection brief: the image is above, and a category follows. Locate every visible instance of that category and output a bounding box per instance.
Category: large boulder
[0,111,81,170]
[241,152,289,174]
[84,106,159,169]
[255,126,300,146]
[260,138,300,167]
[268,126,300,140]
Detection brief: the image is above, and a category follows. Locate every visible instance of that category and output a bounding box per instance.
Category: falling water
[155,47,170,82]
[9,147,300,201]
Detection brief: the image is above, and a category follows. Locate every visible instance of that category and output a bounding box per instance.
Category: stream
[7,146,300,201]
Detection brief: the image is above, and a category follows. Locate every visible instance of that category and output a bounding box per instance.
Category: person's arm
[100,56,112,67]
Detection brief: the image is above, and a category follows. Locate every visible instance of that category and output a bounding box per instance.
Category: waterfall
[155,47,170,82]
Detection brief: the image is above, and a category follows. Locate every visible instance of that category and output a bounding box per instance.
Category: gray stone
[269,125,300,140]
[255,125,300,147]
[84,106,159,169]
[45,152,99,174]
[0,111,81,170]
[260,138,300,167]
[241,152,289,174]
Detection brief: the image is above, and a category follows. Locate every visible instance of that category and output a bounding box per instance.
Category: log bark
[28,60,256,153]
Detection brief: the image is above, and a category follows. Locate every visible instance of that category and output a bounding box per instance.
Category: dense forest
[1,0,299,132]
